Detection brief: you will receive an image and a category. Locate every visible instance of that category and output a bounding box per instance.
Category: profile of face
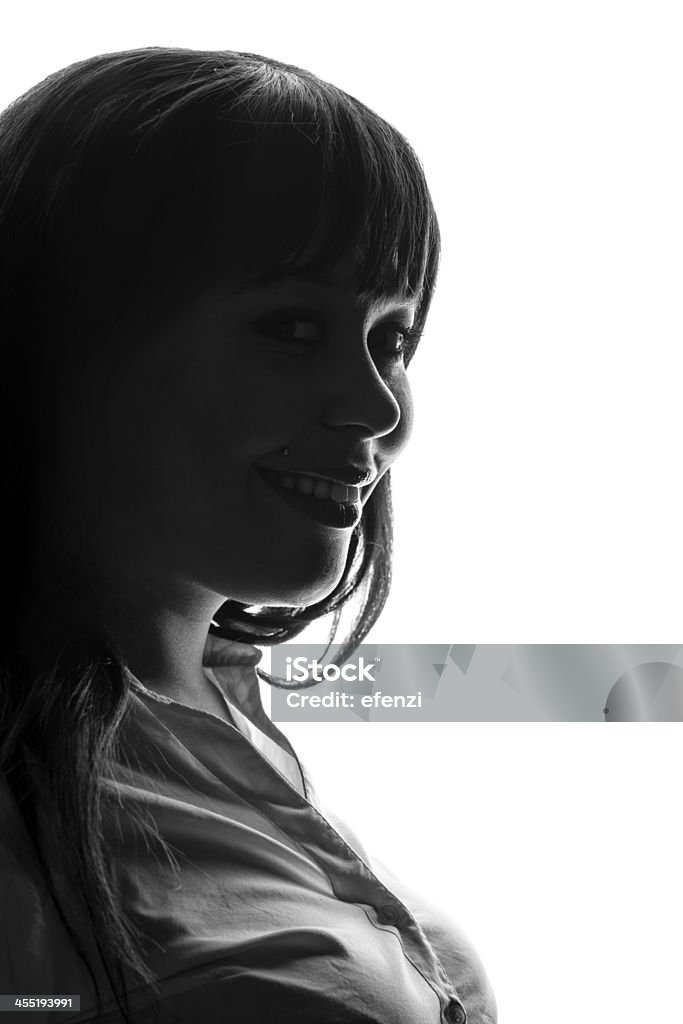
[86,265,416,608]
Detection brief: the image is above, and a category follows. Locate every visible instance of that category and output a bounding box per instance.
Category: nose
[319,347,404,439]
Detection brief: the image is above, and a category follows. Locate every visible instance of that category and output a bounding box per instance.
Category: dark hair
[0,47,440,1020]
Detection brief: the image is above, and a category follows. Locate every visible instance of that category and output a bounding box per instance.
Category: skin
[63,269,417,711]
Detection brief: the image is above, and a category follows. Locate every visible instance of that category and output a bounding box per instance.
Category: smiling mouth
[257,468,363,529]
[264,470,361,504]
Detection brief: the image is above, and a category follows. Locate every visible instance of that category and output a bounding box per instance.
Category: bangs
[220,77,440,310]
[107,56,440,341]
[47,51,440,356]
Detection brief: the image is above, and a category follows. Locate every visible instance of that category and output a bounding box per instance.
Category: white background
[3,3,682,1021]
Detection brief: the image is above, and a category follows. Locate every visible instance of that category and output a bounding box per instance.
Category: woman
[0,48,496,1023]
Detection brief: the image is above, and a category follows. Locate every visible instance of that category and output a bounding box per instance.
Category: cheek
[102,341,251,484]
[103,349,178,482]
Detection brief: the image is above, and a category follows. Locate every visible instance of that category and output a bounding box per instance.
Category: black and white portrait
[1,5,680,1024]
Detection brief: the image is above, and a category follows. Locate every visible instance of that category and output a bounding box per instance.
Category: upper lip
[258,463,378,487]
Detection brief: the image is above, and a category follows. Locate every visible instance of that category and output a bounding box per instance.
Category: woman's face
[94,270,417,607]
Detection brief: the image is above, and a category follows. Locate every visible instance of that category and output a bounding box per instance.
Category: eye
[370,322,421,363]
[251,310,322,344]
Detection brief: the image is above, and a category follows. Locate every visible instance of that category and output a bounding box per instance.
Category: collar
[125,633,263,718]
[202,632,263,670]
[202,632,266,725]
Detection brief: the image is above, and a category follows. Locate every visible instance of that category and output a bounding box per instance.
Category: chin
[251,569,344,608]
[210,543,350,608]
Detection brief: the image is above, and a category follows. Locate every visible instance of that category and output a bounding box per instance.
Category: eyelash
[377,323,422,361]
[253,312,421,362]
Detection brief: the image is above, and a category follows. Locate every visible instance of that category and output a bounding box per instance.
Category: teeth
[266,470,360,504]
[329,482,351,502]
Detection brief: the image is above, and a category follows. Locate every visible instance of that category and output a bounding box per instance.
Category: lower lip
[257,469,362,530]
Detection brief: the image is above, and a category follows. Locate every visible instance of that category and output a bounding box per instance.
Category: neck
[97,565,226,702]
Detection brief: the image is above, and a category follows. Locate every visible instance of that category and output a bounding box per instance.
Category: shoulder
[0,837,55,992]
[0,775,54,991]
[0,778,94,1003]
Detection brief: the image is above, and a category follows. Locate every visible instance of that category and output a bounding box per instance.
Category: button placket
[290,807,460,1005]
[184,713,462,1014]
